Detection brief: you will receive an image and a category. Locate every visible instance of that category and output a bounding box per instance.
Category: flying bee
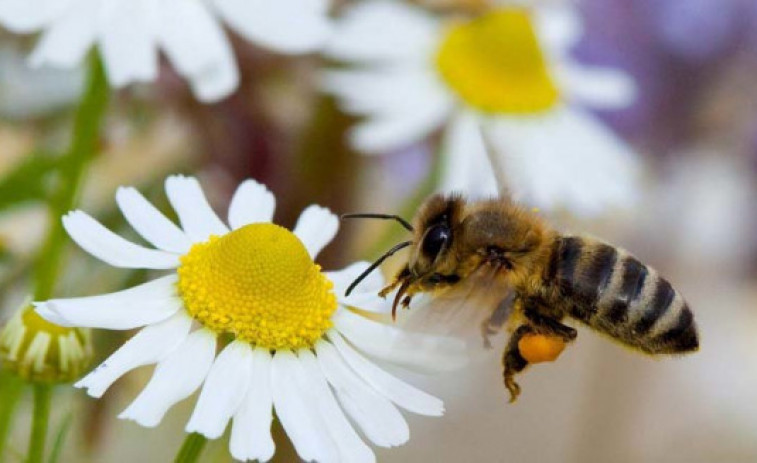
[343,194,699,402]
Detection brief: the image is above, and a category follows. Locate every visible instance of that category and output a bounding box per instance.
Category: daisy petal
[119,328,216,428]
[315,340,409,447]
[0,0,72,32]
[156,0,238,102]
[98,0,159,87]
[486,107,639,216]
[327,330,444,416]
[116,187,192,254]
[186,341,252,439]
[556,64,637,109]
[34,275,182,330]
[298,349,375,463]
[230,348,275,463]
[75,311,192,398]
[29,0,99,68]
[325,0,439,63]
[440,111,499,198]
[164,175,228,243]
[327,261,385,296]
[535,3,583,53]
[271,350,338,462]
[293,205,338,259]
[227,179,276,230]
[213,0,331,54]
[334,309,468,372]
[63,211,180,269]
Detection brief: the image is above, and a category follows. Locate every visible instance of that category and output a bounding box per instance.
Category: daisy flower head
[322,1,640,216]
[34,175,466,462]
[0,0,333,102]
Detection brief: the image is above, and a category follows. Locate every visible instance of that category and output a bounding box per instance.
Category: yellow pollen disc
[177,223,337,350]
[435,9,560,114]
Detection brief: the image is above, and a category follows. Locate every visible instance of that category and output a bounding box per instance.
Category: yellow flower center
[177,223,337,350]
[435,9,560,114]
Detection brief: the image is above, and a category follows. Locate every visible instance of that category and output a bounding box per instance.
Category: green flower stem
[25,51,109,463]
[27,384,52,463]
[174,433,208,463]
[33,51,109,301]
[0,372,24,460]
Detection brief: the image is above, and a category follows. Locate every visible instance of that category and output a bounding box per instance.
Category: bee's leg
[502,324,535,403]
[481,295,515,349]
[522,299,577,342]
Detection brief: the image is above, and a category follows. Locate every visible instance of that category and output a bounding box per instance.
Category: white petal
[327,261,385,296]
[325,0,439,63]
[293,205,338,259]
[119,329,216,428]
[322,67,452,117]
[156,0,239,102]
[327,330,444,416]
[227,179,276,230]
[333,308,468,372]
[0,0,72,32]
[230,348,275,463]
[213,0,331,54]
[534,3,583,54]
[75,311,192,398]
[348,97,453,154]
[164,175,228,243]
[116,187,192,254]
[29,0,99,69]
[271,351,338,462]
[439,111,499,198]
[486,107,640,216]
[34,275,182,330]
[186,341,252,439]
[556,64,637,109]
[315,340,409,447]
[98,0,159,87]
[298,349,375,463]
[63,211,180,269]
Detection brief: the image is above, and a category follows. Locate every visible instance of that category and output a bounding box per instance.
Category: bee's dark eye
[422,224,451,258]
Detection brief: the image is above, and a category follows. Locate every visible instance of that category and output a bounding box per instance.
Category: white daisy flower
[323,1,640,216]
[0,0,333,102]
[33,175,466,462]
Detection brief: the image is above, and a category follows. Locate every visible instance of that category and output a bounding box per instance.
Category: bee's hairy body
[378,194,699,402]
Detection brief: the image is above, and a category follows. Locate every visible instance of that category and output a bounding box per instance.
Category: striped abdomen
[545,236,698,354]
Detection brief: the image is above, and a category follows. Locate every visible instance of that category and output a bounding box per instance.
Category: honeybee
[343,194,699,402]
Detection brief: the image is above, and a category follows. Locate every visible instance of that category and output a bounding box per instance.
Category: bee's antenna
[341,213,414,232]
[345,240,413,296]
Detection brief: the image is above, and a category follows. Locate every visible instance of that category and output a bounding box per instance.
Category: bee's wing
[395,265,513,348]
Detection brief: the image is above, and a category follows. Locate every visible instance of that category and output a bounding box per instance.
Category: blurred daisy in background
[323,1,640,216]
[0,0,333,102]
[34,175,466,462]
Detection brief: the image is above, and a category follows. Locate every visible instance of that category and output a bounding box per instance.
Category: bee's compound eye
[422,224,451,258]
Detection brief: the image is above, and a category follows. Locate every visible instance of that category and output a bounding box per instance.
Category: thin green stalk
[26,51,109,463]
[174,433,207,463]
[0,372,24,461]
[33,51,109,301]
[27,385,52,463]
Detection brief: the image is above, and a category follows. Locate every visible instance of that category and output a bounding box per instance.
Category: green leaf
[0,151,58,212]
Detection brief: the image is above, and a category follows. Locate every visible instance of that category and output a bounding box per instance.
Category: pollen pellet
[517,333,566,364]
[177,223,337,350]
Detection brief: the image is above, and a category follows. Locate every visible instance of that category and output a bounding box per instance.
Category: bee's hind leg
[502,324,535,403]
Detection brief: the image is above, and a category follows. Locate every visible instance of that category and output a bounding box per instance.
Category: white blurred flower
[323,1,640,216]
[34,175,465,463]
[0,0,333,102]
